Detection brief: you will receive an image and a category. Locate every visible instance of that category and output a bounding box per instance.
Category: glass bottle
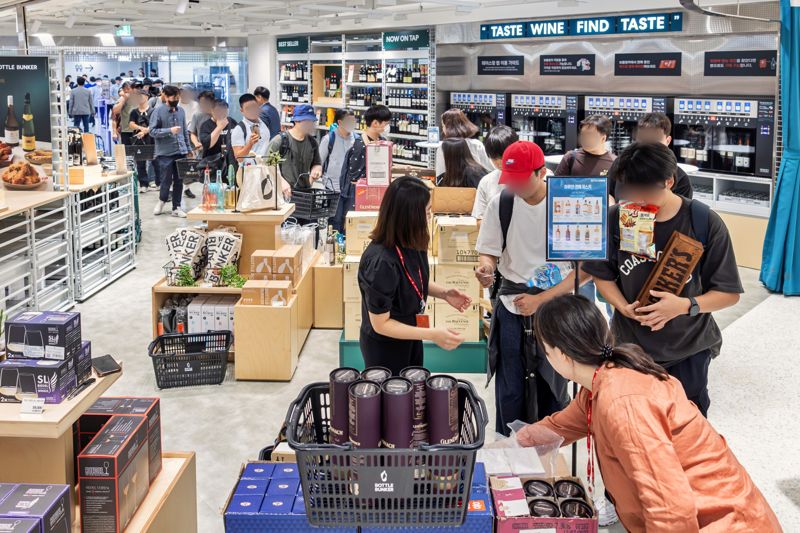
[201,166,212,211]
[22,93,35,152]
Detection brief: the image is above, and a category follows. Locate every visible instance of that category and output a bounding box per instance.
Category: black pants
[360,334,423,377]
[156,154,184,210]
[666,349,712,417]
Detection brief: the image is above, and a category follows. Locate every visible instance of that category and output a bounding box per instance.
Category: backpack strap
[499,189,515,253]
[278,130,290,158]
[689,199,710,248]
[322,130,337,174]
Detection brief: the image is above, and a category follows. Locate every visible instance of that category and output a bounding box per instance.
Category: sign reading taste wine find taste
[481,12,683,40]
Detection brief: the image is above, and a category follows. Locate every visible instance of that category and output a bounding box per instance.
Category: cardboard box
[355,179,388,211]
[313,260,344,329]
[433,261,480,301]
[215,298,232,331]
[270,442,297,463]
[343,302,362,341]
[202,296,220,332]
[0,355,80,404]
[265,281,292,307]
[79,397,162,485]
[436,216,479,264]
[251,250,275,276]
[187,295,207,334]
[431,186,477,215]
[79,415,150,533]
[342,255,361,303]
[4,311,81,360]
[434,303,480,342]
[360,491,492,533]
[0,517,39,532]
[345,211,378,256]
[241,281,269,306]
[365,141,392,186]
[77,340,92,384]
[0,484,72,533]
[273,245,303,286]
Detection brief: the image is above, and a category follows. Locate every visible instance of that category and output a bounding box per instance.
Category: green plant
[175,264,197,287]
[265,150,285,168]
[220,264,247,288]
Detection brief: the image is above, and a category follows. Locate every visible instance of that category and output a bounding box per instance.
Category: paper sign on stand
[366,141,392,186]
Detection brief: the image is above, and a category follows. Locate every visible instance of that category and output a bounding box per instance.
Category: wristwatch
[687,296,700,317]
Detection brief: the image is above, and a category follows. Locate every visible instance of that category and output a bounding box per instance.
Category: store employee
[357,177,472,375]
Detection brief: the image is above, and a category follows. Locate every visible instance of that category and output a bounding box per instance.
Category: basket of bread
[2,162,42,189]
[24,149,52,165]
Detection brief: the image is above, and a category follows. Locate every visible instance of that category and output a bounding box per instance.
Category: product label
[4,130,19,143]
[20,397,45,414]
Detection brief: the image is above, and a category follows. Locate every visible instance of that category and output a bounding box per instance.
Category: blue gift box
[241,463,275,480]
[267,479,299,497]
[228,494,264,514]
[271,464,299,479]
[472,462,487,491]
[292,496,305,515]
[259,496,293,515]
[235,479,269,497]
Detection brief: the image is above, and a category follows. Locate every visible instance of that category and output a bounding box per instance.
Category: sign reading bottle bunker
[276,36,308,54]
[704,50,777,76]
[0,56,52,146]
[477,56,524,75]
[614,53,682,76]
[540,54,596,76]
[383,30,430,51]
[546,176,609,262]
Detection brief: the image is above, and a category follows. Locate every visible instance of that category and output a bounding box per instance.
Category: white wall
[246,34,277,102]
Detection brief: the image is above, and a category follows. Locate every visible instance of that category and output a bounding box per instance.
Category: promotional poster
[0,56,51,146]
[547,176,609,261]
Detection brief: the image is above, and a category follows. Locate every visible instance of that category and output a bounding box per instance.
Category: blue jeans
[156,154,184,210]
[73,115,91,133]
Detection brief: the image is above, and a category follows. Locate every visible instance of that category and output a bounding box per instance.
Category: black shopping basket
[176,157,203,184]
[284,380,488,528]
[291,188,339,220]
[124,143,155,161]
[147,330,231,388]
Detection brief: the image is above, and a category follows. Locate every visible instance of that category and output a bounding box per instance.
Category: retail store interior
[0,0,798,532]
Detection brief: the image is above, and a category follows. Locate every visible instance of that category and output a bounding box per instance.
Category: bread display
[2,161,41,186]
[24,149,52,165]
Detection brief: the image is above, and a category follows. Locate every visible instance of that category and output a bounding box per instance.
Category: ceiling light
[96,33,117,46]
[218,40,227,47]
[34,33,55,46]
[176,0,190,15]
[347,0,367,6]
[30,20,41,33]
[455,5,474,13]
[65,15,76,28]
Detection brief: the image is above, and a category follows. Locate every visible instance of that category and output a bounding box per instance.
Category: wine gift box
[635,231,704,307]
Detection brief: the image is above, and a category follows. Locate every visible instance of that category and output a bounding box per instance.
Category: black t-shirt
[358,242,430,341]
[199,116,237,158]
[554,148,616,177]
[129,108,153,144]
[614,165,694,200]
[582,198,743,365]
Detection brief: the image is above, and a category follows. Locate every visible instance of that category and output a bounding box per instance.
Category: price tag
[21,398,45,415]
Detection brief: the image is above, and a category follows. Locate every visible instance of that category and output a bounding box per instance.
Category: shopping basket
[176,157,203,184]
[147,330,231,388]
[291,188,339,220]
[284,379,488,528]
[124,143,155,161]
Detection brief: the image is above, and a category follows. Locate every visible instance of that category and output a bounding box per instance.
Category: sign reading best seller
[383,30,430,51]
[481,12,683,40]
[277,36,308,54]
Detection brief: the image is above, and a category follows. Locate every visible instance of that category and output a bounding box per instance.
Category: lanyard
[395,246,425,313]
[586,365,602,497]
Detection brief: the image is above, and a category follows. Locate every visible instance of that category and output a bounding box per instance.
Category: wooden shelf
[0,190,70,220]
[152,278,243,295]
[73,452,198,533]
[0,370,121,439]
[186,203,295,223]
[68,171,134,192]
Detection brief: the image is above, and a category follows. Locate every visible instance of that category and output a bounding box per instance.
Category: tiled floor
[75,189,791,532]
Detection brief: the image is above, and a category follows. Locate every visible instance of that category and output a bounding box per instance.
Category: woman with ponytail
[516,294,780,533]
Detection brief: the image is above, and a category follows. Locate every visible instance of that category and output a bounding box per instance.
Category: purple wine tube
[401,366,430,447]
[361,366,392,384]
[348,380,382,449]
[380,377,414,449]
[329,367,360,445]
[426,375,459,445]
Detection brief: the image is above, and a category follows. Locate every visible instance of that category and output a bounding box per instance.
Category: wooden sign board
[114,144,128,174]
[636,231,703,307]
[81,133,98,165]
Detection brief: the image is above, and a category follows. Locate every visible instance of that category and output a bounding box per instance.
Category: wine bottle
[4,95,20,146]
[326,225,336,266]
[22,93,35,151]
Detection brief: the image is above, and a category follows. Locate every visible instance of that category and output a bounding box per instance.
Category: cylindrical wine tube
[329,367,360,445]
[529,498,561,517]
[560,498,594,518]
[426,375,459,445]
[554,479,586,500]
[381,377,414,449]
[524,479,554,498]
[348,380,382,449]
[401,366,430,447]
[361,366,391,384]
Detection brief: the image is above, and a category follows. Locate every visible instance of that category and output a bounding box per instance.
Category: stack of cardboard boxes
[0,483,72,532]
[186,296,238,334]
[0,311,92,404]
[241,245,304,306]
[342,211,380,340]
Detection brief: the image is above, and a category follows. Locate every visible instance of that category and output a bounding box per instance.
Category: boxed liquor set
[0,484,72,533]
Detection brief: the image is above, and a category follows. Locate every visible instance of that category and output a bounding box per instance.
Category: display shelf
[389,107,429,114]
[279,80,308,85]
[72,452,198,533]
[346,82,382,88]
[393,158,428,167]
[386,132,427,141]
[151,278,242,338]
[339,334,487,373]
[186,203,295,223]
[386,82,428,89]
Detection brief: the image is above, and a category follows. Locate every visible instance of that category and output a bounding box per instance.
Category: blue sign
[546,176,609,262]
[481,12,683,40]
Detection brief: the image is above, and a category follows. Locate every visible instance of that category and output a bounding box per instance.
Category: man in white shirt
[318,108,356,192]
[472,125,518,221]
[230,93,270,158]
[178,86,198,130]
[474,141,588,436]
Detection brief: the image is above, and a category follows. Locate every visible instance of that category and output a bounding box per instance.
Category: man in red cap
[475,141,589,436]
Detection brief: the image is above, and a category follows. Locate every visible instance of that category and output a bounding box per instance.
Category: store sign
[546,176,609,262]
[0,56,52,144]
[115,24,132,37]
[704,50,777,76]
[614,52,682,76]
[480,11,683,40]
[383,30,430,50]
[277,36,308,54]
[540,54,595,76]
[477,55,524,75]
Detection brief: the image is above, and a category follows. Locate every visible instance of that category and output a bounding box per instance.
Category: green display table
[338,333,487,374]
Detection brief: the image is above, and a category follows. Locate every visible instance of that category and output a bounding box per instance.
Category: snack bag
[619,202,659,260]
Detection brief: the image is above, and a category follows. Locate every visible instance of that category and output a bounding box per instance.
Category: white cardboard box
[214,297,231,332]
[187,295,208,334]
[202,296,221,333]
[343,255,362,303]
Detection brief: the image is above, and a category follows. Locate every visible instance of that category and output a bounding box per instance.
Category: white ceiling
[0,0,772,39]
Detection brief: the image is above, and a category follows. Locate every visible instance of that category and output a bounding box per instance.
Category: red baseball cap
[499,141,546,184]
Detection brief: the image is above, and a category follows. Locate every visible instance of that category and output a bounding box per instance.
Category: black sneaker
[184,189,196,199]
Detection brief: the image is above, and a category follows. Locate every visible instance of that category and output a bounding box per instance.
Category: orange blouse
[518,365,781,532]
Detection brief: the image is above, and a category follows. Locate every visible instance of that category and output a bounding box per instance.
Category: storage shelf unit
[70,173,137,301]
[0,192,74,315]
[277,29,435,169]
[688,171,772,218]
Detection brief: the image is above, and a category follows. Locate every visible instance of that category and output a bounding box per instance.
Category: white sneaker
[153,201,166,216]
[139,186,147,194]
[594,494,619,527]
[171,208,187,218]
[148,184,160,192]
